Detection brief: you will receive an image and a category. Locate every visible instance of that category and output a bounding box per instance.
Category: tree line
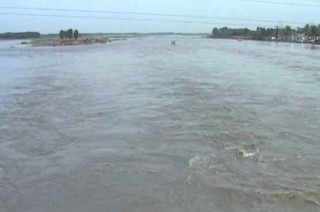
[0,32,40,39]
[211,24,320,41]
[59,29,79,40]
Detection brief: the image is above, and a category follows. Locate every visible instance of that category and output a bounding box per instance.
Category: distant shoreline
[207,37,320,46]
[0,32,40,40]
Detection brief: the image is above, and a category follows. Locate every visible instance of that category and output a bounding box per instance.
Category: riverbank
[31,38,111,47]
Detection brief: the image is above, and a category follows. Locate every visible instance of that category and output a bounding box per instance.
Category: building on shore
[295,33,306,43]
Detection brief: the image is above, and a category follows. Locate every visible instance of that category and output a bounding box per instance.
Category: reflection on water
[0,37,320,212]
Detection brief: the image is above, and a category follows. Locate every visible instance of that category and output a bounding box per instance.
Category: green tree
[220,27,229,37]
[66,29,73,39]
[284,26,293,40]
[212,28,220,37]
[310,25,318,38]
[304,24,310,37]
[59,30,65,39]
[256,27,265,40]
[74,29,79,40]
[275,26,279,39]
[244,28,249,37]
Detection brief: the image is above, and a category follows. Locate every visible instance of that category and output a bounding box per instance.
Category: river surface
[0,37,320,212]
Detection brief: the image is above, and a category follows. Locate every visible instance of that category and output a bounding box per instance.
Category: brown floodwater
[0,37,320,212]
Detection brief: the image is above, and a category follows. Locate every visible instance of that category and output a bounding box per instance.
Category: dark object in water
[171,40,176,45]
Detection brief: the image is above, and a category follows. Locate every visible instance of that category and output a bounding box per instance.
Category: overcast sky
[0,0,319,33]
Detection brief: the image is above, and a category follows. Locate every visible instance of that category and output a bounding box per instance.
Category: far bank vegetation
[0,32,40,39]
[210,24,320,44]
